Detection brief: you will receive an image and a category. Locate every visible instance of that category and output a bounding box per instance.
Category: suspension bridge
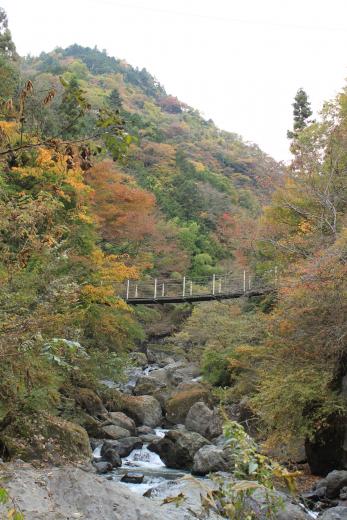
[124,270,278,305]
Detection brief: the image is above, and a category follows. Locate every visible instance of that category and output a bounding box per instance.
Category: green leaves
[0,487,24,519]
[0,487,9,504]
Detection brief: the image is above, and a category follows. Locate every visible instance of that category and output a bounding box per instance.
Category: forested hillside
[21,44,280,277]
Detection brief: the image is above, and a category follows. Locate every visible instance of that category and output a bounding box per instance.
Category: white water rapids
[93,428,186,494]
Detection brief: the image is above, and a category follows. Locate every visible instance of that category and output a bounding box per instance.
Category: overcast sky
[2,0,347,161]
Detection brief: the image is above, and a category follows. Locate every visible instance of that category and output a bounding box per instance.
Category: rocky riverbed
[1,344,345,519]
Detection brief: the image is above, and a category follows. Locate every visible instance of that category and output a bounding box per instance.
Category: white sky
[2,0,347,161]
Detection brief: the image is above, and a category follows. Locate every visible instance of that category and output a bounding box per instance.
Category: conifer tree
[287,88,312,139]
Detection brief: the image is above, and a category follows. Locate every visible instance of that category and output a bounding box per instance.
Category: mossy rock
[146,343,186,365]
[74,387,107,417]
[166,383,212,425]
[98,387,126,412]
[0,412,91,463]
[75,411,106,439]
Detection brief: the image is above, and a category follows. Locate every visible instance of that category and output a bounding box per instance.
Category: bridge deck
[126,289,271,305]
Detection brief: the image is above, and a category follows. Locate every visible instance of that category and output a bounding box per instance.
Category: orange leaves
[86,160,156,242]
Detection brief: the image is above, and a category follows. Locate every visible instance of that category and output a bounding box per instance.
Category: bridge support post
[182,276,186,297]
[243,270,246,293]
[212,274,216,295]
[248,276,251,290]
[190,280,193,296]
[162,283,165,297]
[135,285,138,298]
[126,279,130,300]
[154,279,157,299]
[218,278,222,293]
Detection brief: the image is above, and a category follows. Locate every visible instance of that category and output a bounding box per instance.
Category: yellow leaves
[77,212,94,224]
[37,147,54,166]
[190,160,205,172]
[161,492,186,507]
[0,121,19,144]
[91,249,138,283]
[81,284,132,312]
[272,466,302,494]
[298,220,312,234]
[82,284,114,302]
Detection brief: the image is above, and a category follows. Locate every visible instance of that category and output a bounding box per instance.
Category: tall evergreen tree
[287,88,312,139]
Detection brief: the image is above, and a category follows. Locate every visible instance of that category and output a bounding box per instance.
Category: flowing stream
[93,428,188,494]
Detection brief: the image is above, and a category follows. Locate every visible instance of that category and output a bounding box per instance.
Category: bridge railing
[123,269,278,301]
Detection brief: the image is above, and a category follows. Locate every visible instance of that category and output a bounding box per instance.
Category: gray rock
[102,448,122,468]
[101,424,131,440]
[168,363,200,385]
[117,437,143,458]
[0,463,206,519]
[136,425,154,435]
[145,476,310,520]
[148,430,210,469]
[122,395,162,427]
[324,471,347,499]
[185,401,213,438]
[319,507,347,519]
[139,434,159,443]
[146,345,177,366]
[101,437,143,458]
[147,367,171,385]
[109,412,136,435]
[133,375,166,396]
[129,351,148,367]
[192,444,230,475]
[93,461,113,474]
[208,408,223,439]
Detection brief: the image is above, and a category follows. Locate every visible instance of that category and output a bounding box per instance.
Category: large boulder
[94,461,113,474]
[78,413,107,439]
[133,376,166,396]
[129,351,148,367]
[148,430,210,469]
[319,507,347,519]
[122,395,162,427]
[102,448,122,468]
[101,437,143,458]
[146,344,184,366]
[99,387,125,413]
[145,476,310,520]
[101,424,131,440]
[192,445,230,475]
[167,363,201,385]
[109,412,136,435]
[316,471,347,499]
[305,420,346,476]
[166,383,212,425]
[185,401,218,438]
[0,412,91,463]
[117,437,144,458]
[0,463,209,520]
[74,387,107,417]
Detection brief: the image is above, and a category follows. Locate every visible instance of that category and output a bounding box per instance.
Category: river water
[93,428,188,494]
